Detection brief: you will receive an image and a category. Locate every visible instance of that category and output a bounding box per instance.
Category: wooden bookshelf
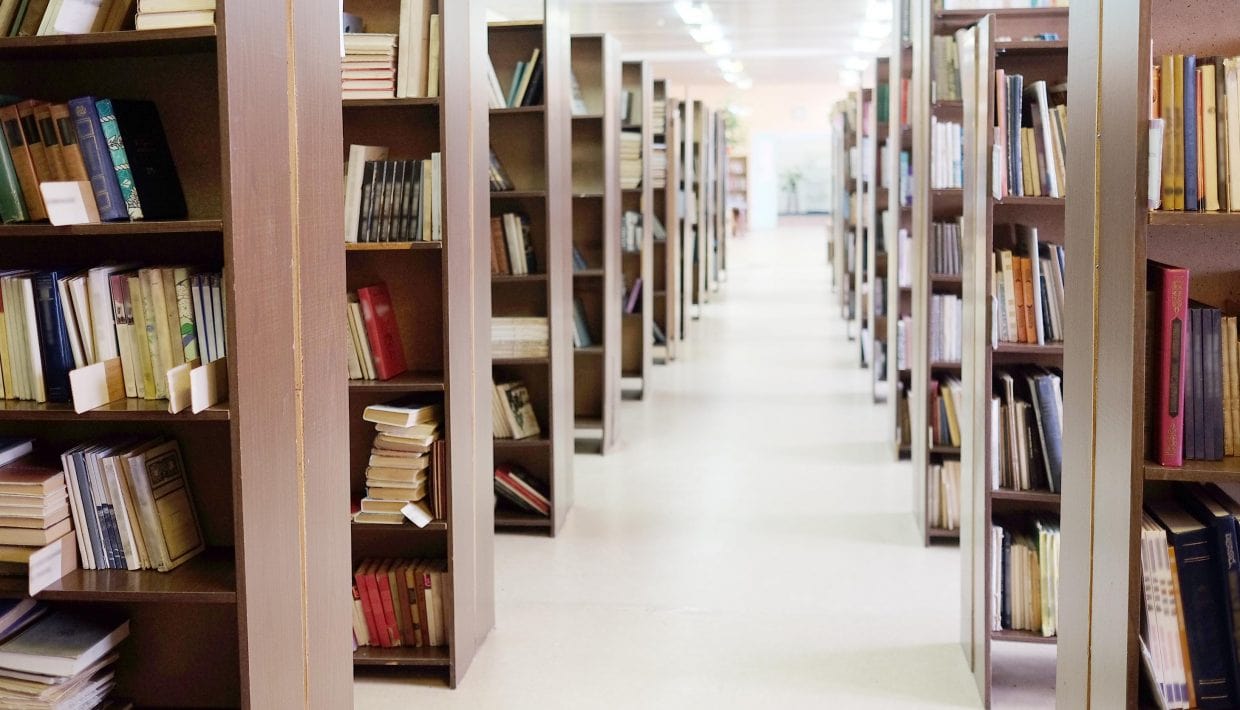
[714,111,730,283]
[703,108,722,294]
[677,98,696,337]
[0,4,357,705]
[869,60,890,401]
[954,10,1070,707]
[1053,0,1240,704]
[569,34,620,454]
[653,87,683,363]
[344,0,495,685]
[490,11,574,536]
[619,60,654,398]
[831,95,858,323]
[687,98,708,320]
[889,9,914,461]
[727,154,748,238]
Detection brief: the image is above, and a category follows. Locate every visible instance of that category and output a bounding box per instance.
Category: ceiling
[486,0,886,94]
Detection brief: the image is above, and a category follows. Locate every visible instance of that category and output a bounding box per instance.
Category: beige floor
[355,219,1053,708]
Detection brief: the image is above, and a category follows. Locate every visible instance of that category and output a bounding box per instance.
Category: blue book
[31,272,74,404]
[1185,55,1199,211]
[1182,486,1240,705]
[505,61,525,108]
[66,97,127,222]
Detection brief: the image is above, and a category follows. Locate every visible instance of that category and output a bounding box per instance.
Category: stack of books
[135,0,216,30]
[928,460,960,531]
[990,369,1064,493]
[0,442,72,568]
[491,318,548,359]
[353,402,442,525]
[0,97,187,225]
[929,293,962,363]
[491,381,540,441]
[0,265,223,405]
[486,49,544,109]
[61,438,203,572]
[931,220,963,276]
[930,117,963,189]
[931,378,963,448]
[994,73,1066,199]
[342,33,398,100]
[993,225,1066,346]
[351,558,448,650]
[896,316,910,371]
[343,145,442,244]
[0,605,129,707]
[652,100,666,132]
[651,141,668,188]
[991,519,1059,638]
[493,464,550,517]
[620,131,642,189]
[343,3,439,99]
[621,210,642,253]
[346,283,408,382]
[488,149,515,192]
[489,213,537,275]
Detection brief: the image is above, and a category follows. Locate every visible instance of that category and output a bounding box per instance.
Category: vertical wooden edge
[447,0,495,683]
[667,97,683,355]
[640,63,655,386]
[602,35,621,452]
[290,0,352,707]
[910,0,931,545]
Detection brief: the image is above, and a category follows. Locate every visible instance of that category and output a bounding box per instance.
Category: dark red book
[353,562,381,647]
[1154,262,1190,467]
[356,284,408,381]
[374,560,402,647]
[360,562,390,647]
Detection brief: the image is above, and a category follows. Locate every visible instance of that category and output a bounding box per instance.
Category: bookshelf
[653,88,683,364]
[619,60,654,398]
[344,0,495,685]
[489,11,574,535]
[953,9,1070,707]
[869,60,890,400]
[688,98,708,320]
[1053,0,1240,704]
[831,95,857,320]
[714,111,730,284]
[703,108,721,294]
[677,98,696,337]
[569,34,620,454]
[727,154,748,237]
[0,3,356,705]
[889,9,914,461]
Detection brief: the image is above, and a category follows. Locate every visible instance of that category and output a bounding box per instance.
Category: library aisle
[356,219,1039,708]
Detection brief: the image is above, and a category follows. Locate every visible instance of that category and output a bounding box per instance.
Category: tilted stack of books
[621,131,642,190]
[489,213,537,275]
[491,380,540,442]
[353,401,443,525]
[991,369,1063,493]
[346,283,408,383]
[928,460,960,531]
[993,73,1066,200]
[990,519,1059,638]
[993,224,1066,346]
[0,604,129,708]
[493,464,549,517]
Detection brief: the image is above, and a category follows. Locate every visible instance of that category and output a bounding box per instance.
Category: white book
[87,265,133,364]
[209,275,225,359]
[0,610,128,678]
[398,0,432,99]
[134,9,215,30]
[485,57,507,109]
[1149,118,1165,210]
[54,277,85,370]
[36,0,65,35]
[348,301,376,380]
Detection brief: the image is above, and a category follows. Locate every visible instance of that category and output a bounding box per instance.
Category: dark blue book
[69,449,105,570]
[1185,55,1199,211]
[1150,497,1236,708]
[66,97,127,222]
[32,272,73,404]
[1184,485,1240,704]
[1000,528,1011,629]
[1029,372,1063,493]
[1210,309,1224,459]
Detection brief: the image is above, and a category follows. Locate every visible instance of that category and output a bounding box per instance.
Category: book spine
[67,97,127,221]
[31,272,72,403]
[374,567,401,647]
[1158,266,1190,466]
[94,98,143,220]
[0,117,28,223]
[359,566,388,647]
[51,104,89,182]
[1185,55,1200,211]
[1173,528,1236,706]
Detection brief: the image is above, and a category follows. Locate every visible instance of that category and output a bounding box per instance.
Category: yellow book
[1174,54,1186,210]
[1161,55,1176,209]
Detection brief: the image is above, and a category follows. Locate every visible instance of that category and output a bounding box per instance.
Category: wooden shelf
[572,113,604,120]
[1147,210,1240,228]
[351,520,449,533]
[353,645,451,667]
[345,241,442,252]
[990,489,1061,506]
[1144,458,1240,484]
[0,398,229,422]
[348,372,445,393]
[996,40,1069,54]
[0,26,217,59]
[38,548,236,605]
[992,342,1064,357]
[928,527,960,540]
[492,356,550,366]
[991,629,1057,645]
[491,105,545,115]
[491,190,547,200]
[494,510,554,529]
[492,273,548,284]
[574,346,604,355]
[930,361,961,371]
[930,445,961,456]
[996,196,1065,207]
[494,436,552,449]
[343,97,440,109]
[0,219,222,238]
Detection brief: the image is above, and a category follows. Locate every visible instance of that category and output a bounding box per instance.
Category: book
[66,97,125,222]
[363,401,440,428]
[107,100,187,220]
[0,609,127,678]
[133,8,212,28]
[356,283,407,381]
[0,104,40,221]
[124,439,204,572]
[93,98,142,221]
[0,440,32,470]
[1152,263,1191,467]
[494,381,539,439]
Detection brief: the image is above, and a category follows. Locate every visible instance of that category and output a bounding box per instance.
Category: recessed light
[675,1,713,26]
[690,22,724,44]
[704,39,732,57]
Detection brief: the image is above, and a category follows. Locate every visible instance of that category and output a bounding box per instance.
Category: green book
[94,98,143,221]
[0,115,28,223]
[7,0,29,37]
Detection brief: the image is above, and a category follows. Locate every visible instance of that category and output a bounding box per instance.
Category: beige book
[375,422,438,438]
[128,274,155,399]
[1225,317,1236,456]
[426,14,440,98]
[1230,317,1240,453]
[126,440,203,572]
[348,299,376,380]
[352,511,404,525]
[368,452,429,471]
[1204,64,1221,211]
[137,271,166,399]
[373,433,432,454]
[364,482,427,502]
[148,269,179,378]
[365,466,427,485]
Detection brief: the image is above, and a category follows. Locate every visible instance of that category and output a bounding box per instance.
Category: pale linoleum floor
[354,219,1054,709]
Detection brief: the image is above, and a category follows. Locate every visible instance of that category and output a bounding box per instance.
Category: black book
[519,215,537,273]
[390,160,407,241]
[522,57,544,106]
[69,449,105,570]
[1149,497,1237,708]
[1034,372,1063,493]
[359,161,379,243]
[1186,307,1199,460]
[377,161,394,243]
[1209,309,1224,459]
[1000,527,1011,629]
[405,159,420,242]
[1007,74,1024,198]
[110,100,188,220]
[1181,485,1240,704]
[32,271,73,404]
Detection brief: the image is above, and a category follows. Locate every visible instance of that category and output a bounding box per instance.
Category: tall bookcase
[678,98,697,336]
[344,0,495,684]
[702,109,719,296]
[1054,0,1235,704]
[714,111,729,284]
[727,154,748,238]
[688,99,708,320]
[889,10,915,461]
[569,34,620,454]
[654,89,682,363]
[620,60,654,398]
[856,88,875,364]
[911,4,966,545]
[832,96,857,319]
[953,9,1070,706]
[489,10,574,535]
[0,3,353,705]
[869,62,890,399]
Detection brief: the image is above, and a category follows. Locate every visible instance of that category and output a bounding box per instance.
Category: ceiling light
[866,0,893,22]
[717,58,744,74]
[704,39,732,57]
[845,57,869,72]
[723,72,741,84]
[861,21,891,39]
[675,1,713,25]
[690,22,724,44]
[852,37,882,53]
[839,69,861,88]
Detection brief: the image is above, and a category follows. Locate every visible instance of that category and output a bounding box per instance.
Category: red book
[1154,262,1190,467]
[360,561,390,647]
[356,284,408,380]
[353,561,382,647]
[374,559,402,647]
[496,466,551,514]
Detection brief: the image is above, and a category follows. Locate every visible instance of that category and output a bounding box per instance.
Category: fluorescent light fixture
[690,22,724,44]
[845,56,869,72]
[717,58,744,74]
[852,37,882,53]
[704,39,732,56]
[675,1,713,25]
